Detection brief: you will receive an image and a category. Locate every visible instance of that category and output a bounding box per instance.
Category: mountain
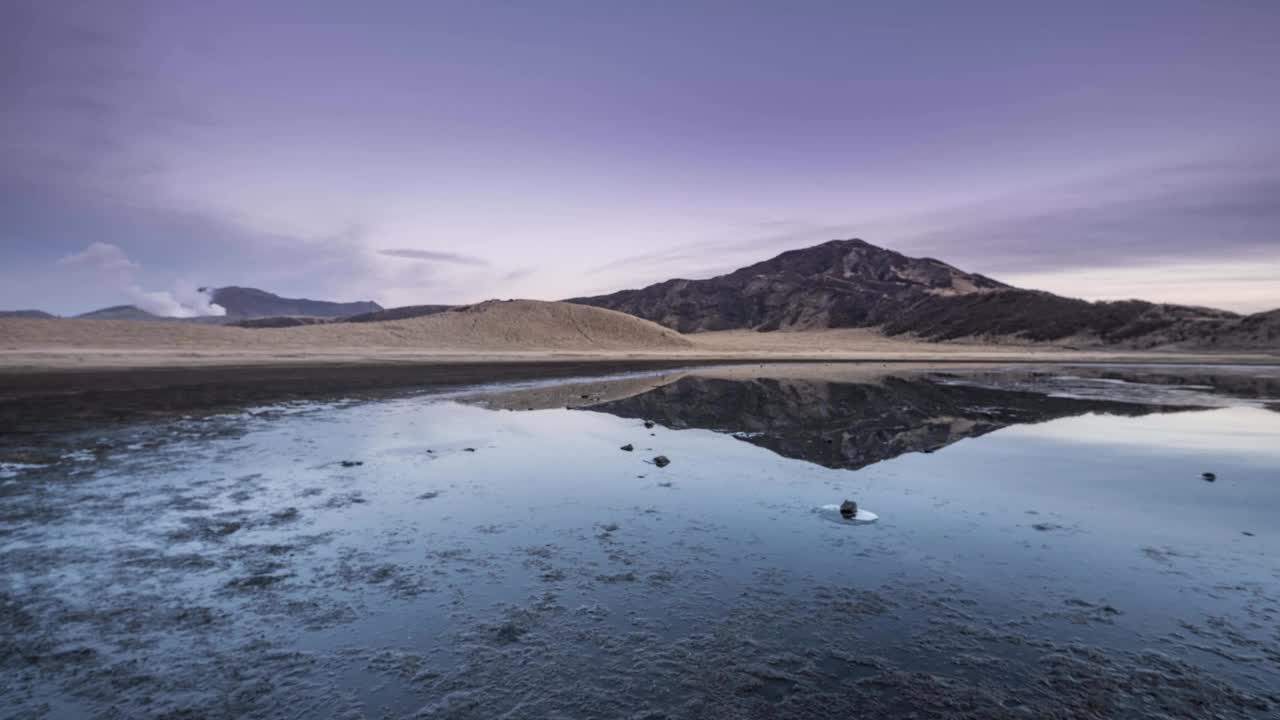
[0,310,56,319]
[205,286,382,319]
[567,239,1008,332]
[75,305,161,321]
[569,238,1275,348]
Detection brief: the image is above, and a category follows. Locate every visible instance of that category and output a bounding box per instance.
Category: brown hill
[0,300,692,353]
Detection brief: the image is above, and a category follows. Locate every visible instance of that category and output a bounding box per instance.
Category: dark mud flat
[2,365,1279,719]
[0,360,736,433]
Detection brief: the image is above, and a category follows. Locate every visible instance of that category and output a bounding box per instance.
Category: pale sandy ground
[1,300,1277,372]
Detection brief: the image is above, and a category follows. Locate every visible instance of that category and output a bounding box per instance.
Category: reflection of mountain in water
[588,375,1195,470]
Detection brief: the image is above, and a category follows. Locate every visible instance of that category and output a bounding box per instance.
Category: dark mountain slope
[567,239,1007,332]
[881,290,1241,345]
[568,238,1271,349]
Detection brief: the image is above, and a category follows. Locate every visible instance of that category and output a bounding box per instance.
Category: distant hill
[205,286,382,319]
[75,305,161,321]
[569,238,1275,349]
[3,300,693,352]
[0,310,57,319]
[73,305,230,324]
[232,304,454,328]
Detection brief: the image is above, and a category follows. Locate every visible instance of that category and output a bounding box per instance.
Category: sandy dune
[1,299,1277,371]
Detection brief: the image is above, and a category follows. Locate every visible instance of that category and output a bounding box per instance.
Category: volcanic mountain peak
[567,237,1274,349]
[745,238,1008,293]
[568,238,1008,332]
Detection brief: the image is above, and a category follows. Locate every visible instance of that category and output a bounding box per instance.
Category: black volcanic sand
[2,367,1279,719]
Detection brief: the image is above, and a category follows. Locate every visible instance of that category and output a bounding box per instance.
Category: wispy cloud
[501,267,536,282]
[58,241,140,273]
[890,155,1280,275]
[377,248,490,266]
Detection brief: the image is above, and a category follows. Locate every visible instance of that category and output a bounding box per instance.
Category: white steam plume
[58,242,227,317]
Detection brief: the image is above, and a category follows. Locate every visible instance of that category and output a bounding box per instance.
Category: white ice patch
[818,504,879,523]
[0,462,46,479]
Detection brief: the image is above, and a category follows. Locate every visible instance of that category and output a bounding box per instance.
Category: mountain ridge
[568,238,1275,349]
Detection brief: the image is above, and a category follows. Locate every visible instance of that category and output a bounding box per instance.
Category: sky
[2,0,1278,316]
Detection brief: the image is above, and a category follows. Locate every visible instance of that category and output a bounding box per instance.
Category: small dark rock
[1202,472,1216,482]
[620,444,634,452]
[580,394,590,399]
[652,455,670,468]
[494,622,527,643]
[643,421,655,429]
[464,448,476,453]
[1032,522,1065,532]
[1242,531,1255,537]
[839,500,857,517]
[339,460,363,468]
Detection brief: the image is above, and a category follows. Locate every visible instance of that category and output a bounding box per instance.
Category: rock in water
[839,500,858,517]
[340,460,363,468]
[653,455,670,468]
[644,421,655,429]
[620,444,634,452]
[1202,472,1216,482]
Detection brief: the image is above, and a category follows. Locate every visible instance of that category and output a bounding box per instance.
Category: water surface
[2,364,1278,718]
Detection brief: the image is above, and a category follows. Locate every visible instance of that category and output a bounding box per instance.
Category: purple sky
[3,0,1278,315]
